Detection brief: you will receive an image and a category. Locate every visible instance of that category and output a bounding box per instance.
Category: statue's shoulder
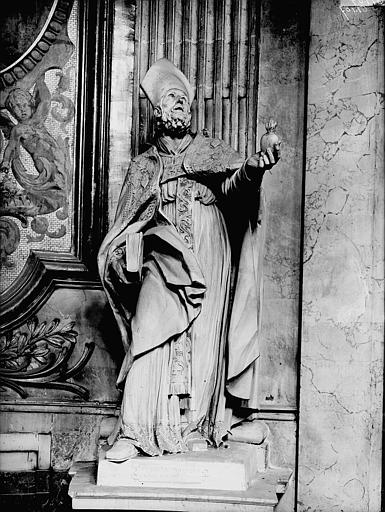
[121,146,159,196]
[130,146,158,170]
[115,146,159,224]
[193,133,233,152]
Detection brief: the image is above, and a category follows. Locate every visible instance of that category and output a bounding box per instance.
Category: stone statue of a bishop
[98,58,280,461]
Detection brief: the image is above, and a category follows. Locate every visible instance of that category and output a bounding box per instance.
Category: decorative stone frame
[0,1,73,89]
[0,0,113,334]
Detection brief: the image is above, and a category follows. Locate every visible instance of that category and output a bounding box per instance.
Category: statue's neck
[156,132,193,155]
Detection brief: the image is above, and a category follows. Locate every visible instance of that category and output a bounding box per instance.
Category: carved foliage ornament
[0,316,94,399]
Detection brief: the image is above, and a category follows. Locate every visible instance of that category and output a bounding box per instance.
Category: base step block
[69,453,292,511]
[97,442,266,491]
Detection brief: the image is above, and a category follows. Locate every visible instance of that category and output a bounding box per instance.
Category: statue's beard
[155,107,192,136]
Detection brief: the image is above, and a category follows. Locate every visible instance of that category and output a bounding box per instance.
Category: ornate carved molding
[0,316,94,399]
[0,0,74,90]
[0,400,119,415]
[254,406,297,422]
[0,251,102,335]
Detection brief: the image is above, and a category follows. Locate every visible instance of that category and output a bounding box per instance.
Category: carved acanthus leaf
[0,316,94,399]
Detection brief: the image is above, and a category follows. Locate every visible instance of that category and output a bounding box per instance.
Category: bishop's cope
[98,58,281,462]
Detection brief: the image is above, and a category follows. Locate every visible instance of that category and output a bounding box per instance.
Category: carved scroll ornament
[0,316,94,399]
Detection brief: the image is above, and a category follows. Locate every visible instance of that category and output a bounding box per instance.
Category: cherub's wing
[0,110,16,140]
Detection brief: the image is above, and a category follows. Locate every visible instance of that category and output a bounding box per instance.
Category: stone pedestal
[97,442,266,491]
[69,442,292,511]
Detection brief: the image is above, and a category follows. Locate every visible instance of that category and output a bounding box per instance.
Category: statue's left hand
[245,144,281,175]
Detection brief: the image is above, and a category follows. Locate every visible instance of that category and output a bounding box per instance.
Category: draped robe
[98,132,266,455]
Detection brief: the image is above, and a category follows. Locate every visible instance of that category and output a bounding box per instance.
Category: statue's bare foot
[106,438,139,462]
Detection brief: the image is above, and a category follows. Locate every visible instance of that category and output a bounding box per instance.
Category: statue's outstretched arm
[34,75,51,121]
[221,144,280,197]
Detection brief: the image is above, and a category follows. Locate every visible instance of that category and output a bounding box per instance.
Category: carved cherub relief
[0,73,74,261]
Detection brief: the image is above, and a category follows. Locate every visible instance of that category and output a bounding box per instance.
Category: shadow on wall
[84,299,125,369]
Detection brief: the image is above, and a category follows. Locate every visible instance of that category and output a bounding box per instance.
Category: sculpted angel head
[5,88,35,122]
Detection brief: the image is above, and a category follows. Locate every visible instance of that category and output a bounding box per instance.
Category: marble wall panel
[298,2,384,511]
[257,0,307,409]
[268,419,297,512]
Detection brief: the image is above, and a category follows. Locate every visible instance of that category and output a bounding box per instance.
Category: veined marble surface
[298,1,384,511]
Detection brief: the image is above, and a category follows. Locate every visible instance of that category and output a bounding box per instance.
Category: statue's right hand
[110,247,128,283]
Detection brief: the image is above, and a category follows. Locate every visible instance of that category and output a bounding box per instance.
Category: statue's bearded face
[154,88,192,135]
